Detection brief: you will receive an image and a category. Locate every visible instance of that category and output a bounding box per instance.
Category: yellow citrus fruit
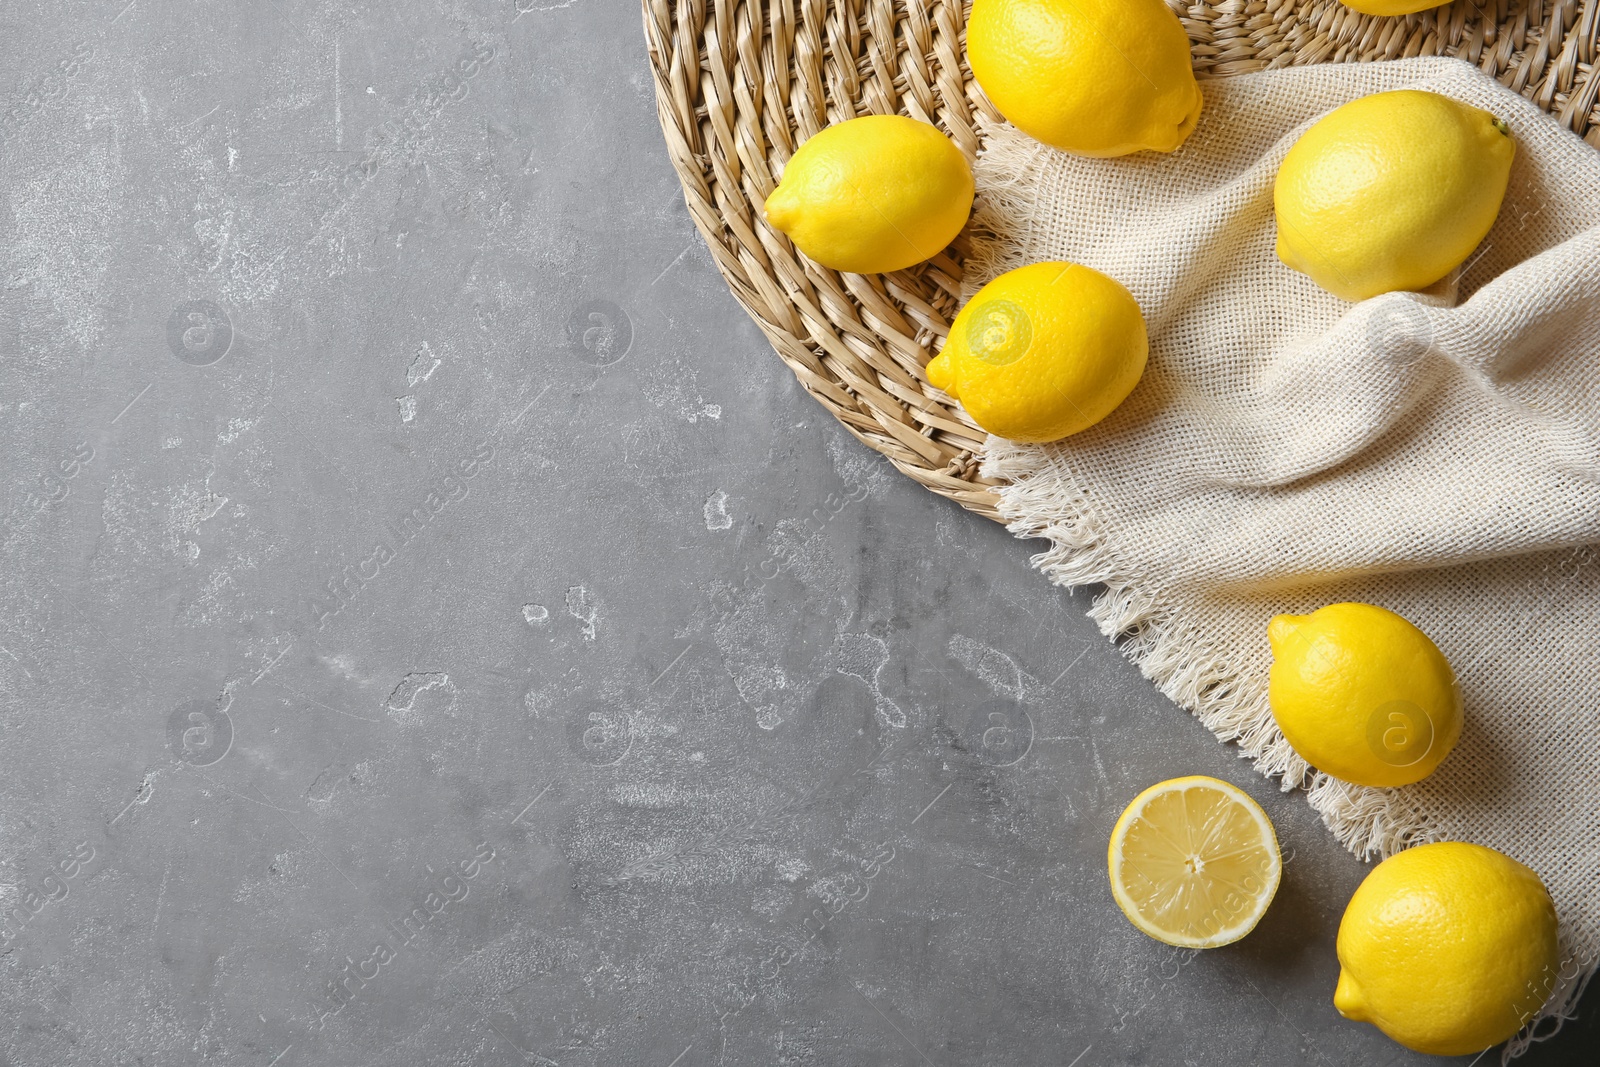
[967,0,1202,157]
[1267,603,1461,788]
[1339,0,1447,14]
[1273,604,1465,790]
[763,114,974,274]
[925,262,1147,442]
[1108,775,1282,949]
[1275,90,1514,301]
[1336,842,1560,1056]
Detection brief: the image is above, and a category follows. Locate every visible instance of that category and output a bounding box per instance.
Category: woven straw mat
[642,0,1600,522]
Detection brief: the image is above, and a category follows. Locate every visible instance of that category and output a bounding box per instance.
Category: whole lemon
[967,0,1202,157]
[1275,90,1514,301]
[1336,842,1560,1056]
[1267,603,1461,788]
[925,262,1147,442]
[763,115,974,274]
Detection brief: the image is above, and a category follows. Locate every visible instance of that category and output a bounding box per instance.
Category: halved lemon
[1108,775,1282,948]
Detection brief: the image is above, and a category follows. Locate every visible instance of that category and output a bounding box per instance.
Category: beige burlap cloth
[967,56,1600,1051]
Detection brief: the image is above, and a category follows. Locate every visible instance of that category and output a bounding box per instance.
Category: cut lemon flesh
[1108,775,1282,948]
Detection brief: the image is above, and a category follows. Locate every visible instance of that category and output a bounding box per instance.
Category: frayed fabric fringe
[980,437,1593,1062]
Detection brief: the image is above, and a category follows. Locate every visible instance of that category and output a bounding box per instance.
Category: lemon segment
[926,262,1147,442]
[762,114,974,274]
[968,0,1202,157]
[1108,775,1282,949]
[1267,602,1462,788]
[1336,842,1560,1055]
[1274,90,1514,301]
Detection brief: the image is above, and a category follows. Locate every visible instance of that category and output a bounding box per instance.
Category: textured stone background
[0,0,1593,1063]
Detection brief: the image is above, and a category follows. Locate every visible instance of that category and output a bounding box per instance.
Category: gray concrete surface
[0,1,1593,1064]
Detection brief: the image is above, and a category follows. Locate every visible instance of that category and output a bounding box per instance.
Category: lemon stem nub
[1266,613,1305,649]
[1333,971,1366,1020]
[764,186,795,231]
